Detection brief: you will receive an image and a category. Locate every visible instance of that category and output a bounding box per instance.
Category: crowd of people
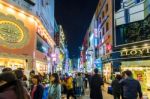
[0,67,91,99]
[0,67,143,99]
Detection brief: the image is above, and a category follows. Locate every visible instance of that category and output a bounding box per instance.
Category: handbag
[107,86,113,95]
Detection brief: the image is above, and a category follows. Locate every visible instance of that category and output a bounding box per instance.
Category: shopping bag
[107,86,113,95]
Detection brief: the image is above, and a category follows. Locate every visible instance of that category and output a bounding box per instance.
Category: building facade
[0,0,55,73]
[54,25,69,72]
[114,0,150,97]
[94,0,113,82]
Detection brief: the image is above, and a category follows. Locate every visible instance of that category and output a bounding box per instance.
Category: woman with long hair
[48,73,61,99]
[31,75,44,99]
[0,72,30,99]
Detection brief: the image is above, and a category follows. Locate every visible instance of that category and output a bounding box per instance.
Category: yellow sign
[0,21,24,43]
[0,13,29,49]
[121,48,150,56]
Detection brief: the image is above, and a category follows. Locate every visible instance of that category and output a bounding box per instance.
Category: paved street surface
[81,86,113,99]
[62,84,113,99]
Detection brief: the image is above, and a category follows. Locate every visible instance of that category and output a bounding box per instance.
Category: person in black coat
[90,68,104,99]
[111,74,122,99]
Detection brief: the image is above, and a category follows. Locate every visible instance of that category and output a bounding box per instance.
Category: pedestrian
[119,71,125,99]
[2,67,12,72]
[111,74,122,99]
[65,73,76,99]
[48,73,61,99]
[31,75,44,99]
[14,69,28,88]
[90,68,103,99]
[0,72,30,99]
[120,70,143,99]
[84,73,88,89]
[75,73,84,97]
[29,70,35,91]
[88,73,92,89]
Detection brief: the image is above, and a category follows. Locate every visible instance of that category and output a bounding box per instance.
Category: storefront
[0,1,55,73]
[113,46,150,98]
[0,53,33,73]
[36,61,48,73]
[0,58,26,69]
[121,60,150,98]
[103,63,112,83]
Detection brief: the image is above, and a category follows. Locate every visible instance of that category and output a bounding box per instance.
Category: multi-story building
[0,0,55,73]
[81,15,97,72]
[114,0,150,97]
[54,25,69,72]
[94,0,113,82]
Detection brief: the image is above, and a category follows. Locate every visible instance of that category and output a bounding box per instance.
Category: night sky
[55,0,99,58]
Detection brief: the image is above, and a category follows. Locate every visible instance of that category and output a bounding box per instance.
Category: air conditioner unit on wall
[24,0,35,6]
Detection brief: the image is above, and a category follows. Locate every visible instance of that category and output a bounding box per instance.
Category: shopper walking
[120,71,125,99]
[111,74,122,99]
[31,75,44,99]
[65,73,76,99]
[84,73,88,89]
[75,73,84,97]
[120,70,143,99]
[2,67,12,72]
[14,69,28,88]
[48,73,61,99]
[90,68,103,99]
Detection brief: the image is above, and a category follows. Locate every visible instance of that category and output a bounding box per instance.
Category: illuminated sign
[0,13,29,49]
[0,21,24,43]
[121,48,150,56]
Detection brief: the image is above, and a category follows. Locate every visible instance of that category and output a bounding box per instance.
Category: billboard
[114,0,150,46]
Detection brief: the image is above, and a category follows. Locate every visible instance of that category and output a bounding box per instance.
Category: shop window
[106,3,108,13]
[36,35,49,54]
[106,22,109,32]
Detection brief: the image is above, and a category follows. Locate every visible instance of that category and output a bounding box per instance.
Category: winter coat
[75,76,83,87]
[120,77,143,99]
[111,79,121,95]
[90,74,103,99]
[48,84,61,99]
[31,84,44,99]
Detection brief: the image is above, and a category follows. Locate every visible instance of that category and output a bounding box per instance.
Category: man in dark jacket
[120,70,143,99]
[90,68,103,99]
